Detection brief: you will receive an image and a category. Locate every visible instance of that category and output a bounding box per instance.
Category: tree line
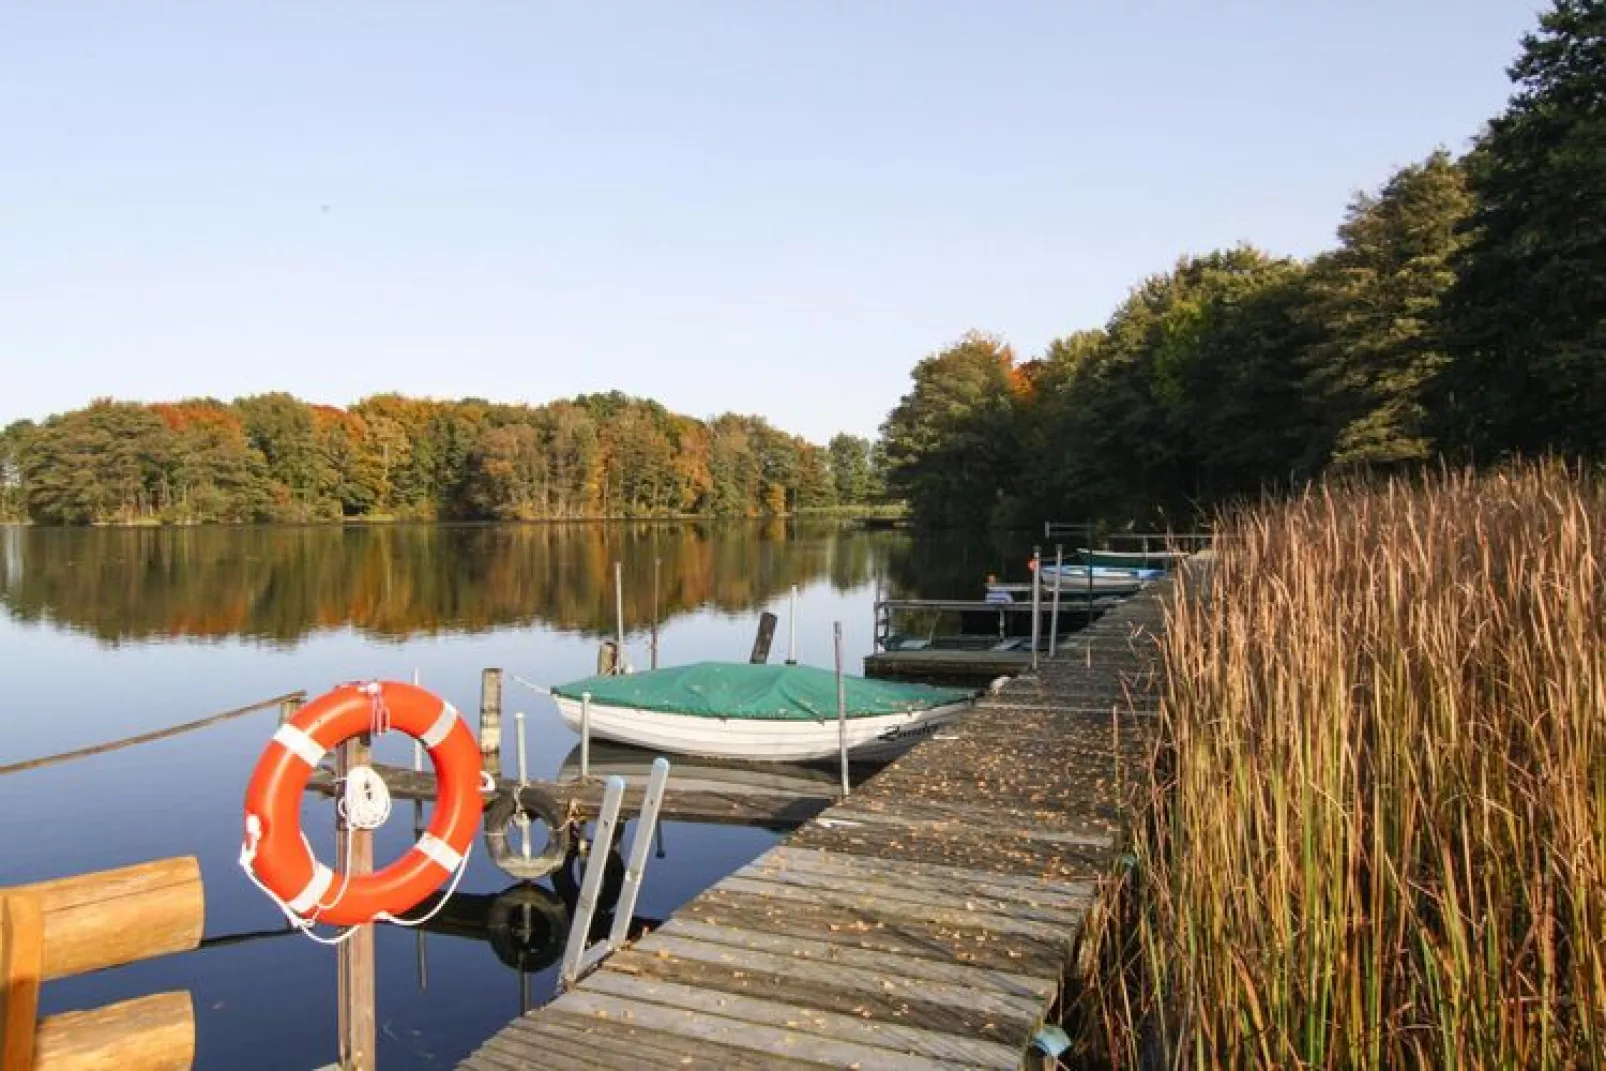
[882,0,1606,528]
[0,391,885,525]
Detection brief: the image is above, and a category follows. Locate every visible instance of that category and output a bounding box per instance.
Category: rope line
[510,674,551,696]
[0,691,307,778]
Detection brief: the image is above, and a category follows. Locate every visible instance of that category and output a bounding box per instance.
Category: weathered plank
[823,807,1117,850]
[623,935,1044,1028]
[573,973,1025,1069]
[604,946,1039,1048]
[727,863,1086,927]
[752,845,1097,910]
[482,1030,618,1071]
[714,876,1075,942]
[653,920,1057,1000]
[521,1010,830,1071]
[678,888,1070,976]
[791,817,1119,879]
[552,988,961,1070]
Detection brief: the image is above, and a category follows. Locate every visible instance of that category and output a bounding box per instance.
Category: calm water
[0,521,1040,1069]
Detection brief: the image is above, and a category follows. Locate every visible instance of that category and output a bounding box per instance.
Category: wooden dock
[863,646,1039,681]
[310,764,838,831]
[459,576,1168,1069]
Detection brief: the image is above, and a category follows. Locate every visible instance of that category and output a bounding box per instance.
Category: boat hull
[553,695,972,762]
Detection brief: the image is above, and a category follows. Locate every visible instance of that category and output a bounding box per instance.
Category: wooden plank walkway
[459,578,1169,1070]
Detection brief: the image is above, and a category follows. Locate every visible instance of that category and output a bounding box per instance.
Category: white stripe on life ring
[287,863,335,914]
[416,832,462,874]
[418,702,459,751]
[272,724,327,768]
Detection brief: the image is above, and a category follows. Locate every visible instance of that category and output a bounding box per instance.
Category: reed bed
[1088,463,1605,1068]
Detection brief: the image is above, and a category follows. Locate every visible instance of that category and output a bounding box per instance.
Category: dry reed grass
[1086,462,1605,1068]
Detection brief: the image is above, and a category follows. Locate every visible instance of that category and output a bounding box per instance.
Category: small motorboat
[550,662,975,762]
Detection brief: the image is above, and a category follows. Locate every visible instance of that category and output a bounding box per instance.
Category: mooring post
[514,711,532,858]
[336,735,376,1071]
[278,695,302,726]
[479,668,503,779]
[1049,544,1064,655]
[513,711,530,788]
[650,556,661,670]
[1030,546,1042,672]
[786,586,798,665]
[834,621,849,797]
[1,892,44,1071]
[613,561,625,660]
[749,612,778,664]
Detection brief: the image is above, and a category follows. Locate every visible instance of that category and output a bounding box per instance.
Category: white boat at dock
[550,662,977,762]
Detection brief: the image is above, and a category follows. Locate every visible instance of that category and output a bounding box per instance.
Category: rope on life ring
[483,784,573,881]
[239,680,486,935]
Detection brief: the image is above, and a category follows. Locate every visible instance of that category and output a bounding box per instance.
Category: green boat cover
[552,662,975,721]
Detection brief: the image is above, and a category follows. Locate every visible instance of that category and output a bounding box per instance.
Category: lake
[0,520,1047,1069]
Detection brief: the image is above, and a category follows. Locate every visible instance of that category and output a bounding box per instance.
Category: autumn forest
[0,392,884,525]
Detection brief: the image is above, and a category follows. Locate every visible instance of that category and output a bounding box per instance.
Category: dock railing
[1,856,204,1071]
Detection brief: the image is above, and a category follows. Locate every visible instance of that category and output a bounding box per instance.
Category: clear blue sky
[1,2,1539,443]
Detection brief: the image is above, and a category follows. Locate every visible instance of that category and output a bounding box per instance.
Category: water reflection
[0,521,898,645]
[403,849,636,978]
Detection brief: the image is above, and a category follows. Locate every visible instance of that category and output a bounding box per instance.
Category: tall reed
[1088,462,1605,1068]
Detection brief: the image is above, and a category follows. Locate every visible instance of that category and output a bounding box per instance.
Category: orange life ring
[241,680,484,927]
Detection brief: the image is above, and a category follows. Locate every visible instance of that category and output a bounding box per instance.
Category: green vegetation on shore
[1084,462,1604,1066]
[882,2,1606,528]
[0,392,885,525]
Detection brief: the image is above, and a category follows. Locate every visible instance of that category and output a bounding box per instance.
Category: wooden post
[834,622,849,798]
[1,894,43,1071]
[1048,544,1064,655]
[3,858,203,981]
[1030,546,1042,672]
[480,668,503,779]
[278,695,302,726]
[34,993,193,1071]
[336,736,375,1071]
[613,561,625,659]
[749,612,778,664]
